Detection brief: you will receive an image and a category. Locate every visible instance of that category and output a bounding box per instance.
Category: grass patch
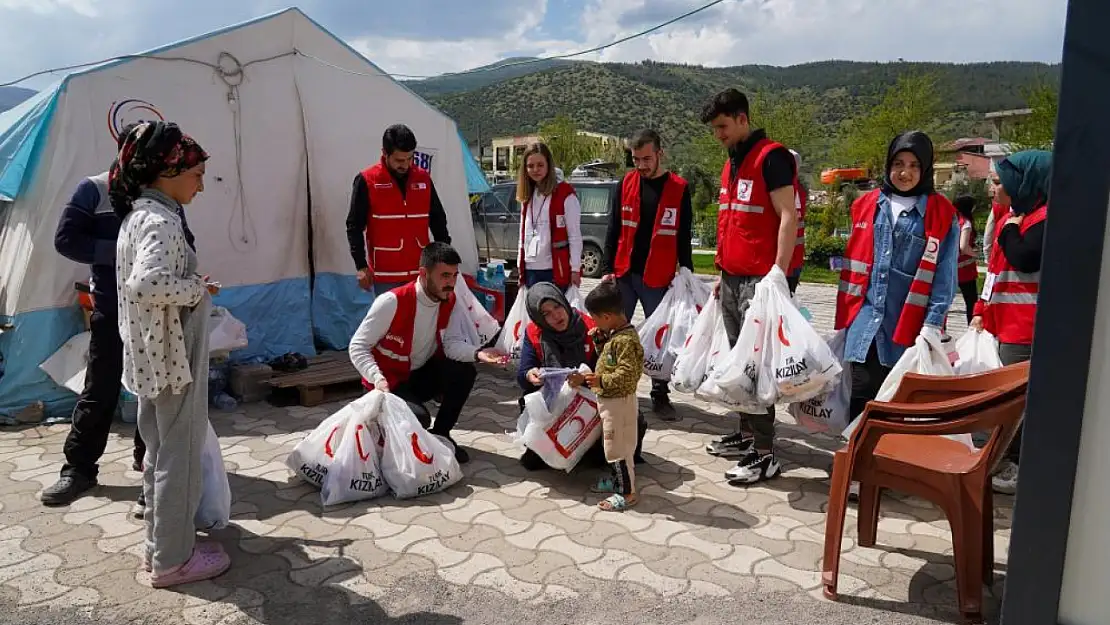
[692,253,839,285]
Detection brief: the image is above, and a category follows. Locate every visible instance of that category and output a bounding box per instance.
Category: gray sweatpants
[719,272,776,451]
[138,293,211,572]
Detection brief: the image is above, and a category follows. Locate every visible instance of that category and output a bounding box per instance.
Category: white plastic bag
[761,268,841,403]
[379,393,462,499]
[512,364,601,472]
[39,331,90,394]
[320,392,390,506]
[195,421,231,531]
[698,305,767,413]
[665,269,711,357]
[671,294,720,394]
[285,392,382,487]
[496,286,529,361]
[954,330,1002,375]
[451,279,502,346]
[842,331,974,449]
[639,287,678,380]
[789,331,851,435]
[564,285,584,311]
[209,307,248,354]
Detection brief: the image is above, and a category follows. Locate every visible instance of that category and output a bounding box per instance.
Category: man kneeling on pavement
[349,242,509,464]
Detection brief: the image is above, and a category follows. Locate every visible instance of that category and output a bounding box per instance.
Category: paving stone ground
[0,282,1000,625]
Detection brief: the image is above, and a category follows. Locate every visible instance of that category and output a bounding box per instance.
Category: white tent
[0,8,484,420]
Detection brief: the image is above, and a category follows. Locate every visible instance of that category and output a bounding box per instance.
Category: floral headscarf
[108,121,208,217]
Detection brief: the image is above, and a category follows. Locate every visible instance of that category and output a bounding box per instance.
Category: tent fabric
[459,130,491,194]
[0,7,482,419]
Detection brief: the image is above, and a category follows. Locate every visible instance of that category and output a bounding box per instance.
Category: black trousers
[392,356,477,437]
[849,343,894,422]
[959,280,979,324]
[998,342,1032,462]
[61,306,145,480]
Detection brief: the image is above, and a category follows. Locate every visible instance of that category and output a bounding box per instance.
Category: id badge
[526,234,541,258]
[981,272,998,301]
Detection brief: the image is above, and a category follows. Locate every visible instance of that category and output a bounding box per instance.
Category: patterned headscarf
[109,121,208,217]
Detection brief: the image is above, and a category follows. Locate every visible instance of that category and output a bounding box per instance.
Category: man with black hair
[42,123,198,507]
[699,88,799,484]
[346,124,452,295]
[348,242,509,463]
[602,129,693,420]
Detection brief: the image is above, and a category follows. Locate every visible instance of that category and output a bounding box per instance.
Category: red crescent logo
[512,320,522,341]
[926,239,939,254]
[324,426,340,459]
[355,424,371,461]
[753,319,762,352]
[655,323,670,349]
[411,432,434,464]
[778,316,791,347]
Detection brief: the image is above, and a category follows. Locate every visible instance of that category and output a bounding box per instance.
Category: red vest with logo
[524,315,598,364]
[716,138,785,277]
[789,180,807,273]
[956,213,979,283]
[835,189,957,346]
[615,171,687,288]
[518,181,576,288]
[361,161,433,282]
[978,204,1047,345]
[362,281,456,390]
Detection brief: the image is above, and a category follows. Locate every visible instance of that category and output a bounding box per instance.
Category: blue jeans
[523,269,555,288]
[617,273,670,396]
[373,280,407,297]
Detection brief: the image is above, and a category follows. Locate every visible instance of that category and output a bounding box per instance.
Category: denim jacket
[844,192,958,367]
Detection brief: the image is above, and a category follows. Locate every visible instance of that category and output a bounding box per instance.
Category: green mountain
[425,60,1059,164]
[404,57,579,98]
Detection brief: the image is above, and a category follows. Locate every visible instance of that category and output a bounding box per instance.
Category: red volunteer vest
[835,189,957,346]
[956,213,979,283]
[614,171,687,288]
[518,181,576,288]
[978,204,1047,345]
[716,138,785,276]
[524,315,598,363]
[362,281,456,390]
[361,161,433,282]
[789,180,807,273]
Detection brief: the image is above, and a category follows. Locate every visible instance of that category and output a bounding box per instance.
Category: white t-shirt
[522,188,583,271]
[890,195,917,223]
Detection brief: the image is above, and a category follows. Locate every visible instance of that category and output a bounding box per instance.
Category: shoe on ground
[440,436,469,464]
[134,491,146,519]
[651,394,677,422]
[519,449,546,471]
[706,431,753,458]
[41,474,97,506]
[991,460,1019,495]
[132,460,143,472]
[725,451,781,484]
[150,547,230,588]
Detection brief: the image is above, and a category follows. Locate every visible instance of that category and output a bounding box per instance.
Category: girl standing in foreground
[112,121,228,586]
[515,142,583,289]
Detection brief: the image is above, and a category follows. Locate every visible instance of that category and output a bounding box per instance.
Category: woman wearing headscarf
[970,149,1051,495]
[515,282,645,470]
[954,194,981,323]
[112,121,229,586]
[835,131,959,420]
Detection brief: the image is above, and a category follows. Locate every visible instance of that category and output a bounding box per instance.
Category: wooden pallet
[265,352,363,407]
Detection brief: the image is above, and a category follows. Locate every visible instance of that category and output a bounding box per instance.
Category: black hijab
[525,282,588,368]
[882,130,935,198]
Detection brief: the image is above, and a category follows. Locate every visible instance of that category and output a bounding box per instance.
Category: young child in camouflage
[570,280,644,512]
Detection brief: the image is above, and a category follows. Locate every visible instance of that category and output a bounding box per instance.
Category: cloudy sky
[0,0,1068,89]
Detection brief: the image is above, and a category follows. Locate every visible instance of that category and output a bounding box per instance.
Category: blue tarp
[459,130,490,195]
[0,83,61,201]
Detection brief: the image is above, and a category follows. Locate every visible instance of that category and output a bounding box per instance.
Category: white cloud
[0,0,98,17]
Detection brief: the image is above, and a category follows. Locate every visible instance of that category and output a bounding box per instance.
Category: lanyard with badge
[527,193,549,258]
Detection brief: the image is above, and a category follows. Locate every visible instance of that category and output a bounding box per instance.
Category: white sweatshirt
[348,281,477,385]
[521,188,583,271]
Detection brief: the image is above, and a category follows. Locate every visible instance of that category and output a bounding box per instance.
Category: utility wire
[0,0,732,87]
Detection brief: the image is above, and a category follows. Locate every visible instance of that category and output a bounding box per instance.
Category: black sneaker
[651,393,678,421]
[132,460,143,472]
[41,474,97,506]
[519,449,547,471]
[134,491,146,519]
[725,450,782,484]
[705,431,753,457]
[441,436,470,464]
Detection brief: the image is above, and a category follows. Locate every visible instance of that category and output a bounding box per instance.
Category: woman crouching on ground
[111,121,228,587]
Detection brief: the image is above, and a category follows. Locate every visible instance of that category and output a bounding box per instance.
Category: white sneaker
[725,451,781,484]
[992,461,1019,495]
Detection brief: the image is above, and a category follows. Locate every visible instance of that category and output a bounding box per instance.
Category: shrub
[807,235,846,268]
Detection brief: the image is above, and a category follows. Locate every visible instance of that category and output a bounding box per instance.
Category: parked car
[471,179,617,279]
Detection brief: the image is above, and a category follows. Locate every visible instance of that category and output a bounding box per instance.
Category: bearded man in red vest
[346,124,452,295]
[602,129,694,420]
[700,89,799,485]
[348,243,509,464]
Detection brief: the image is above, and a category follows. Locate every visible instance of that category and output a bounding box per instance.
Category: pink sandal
[144,539,224,572]
[150,546,230,587]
